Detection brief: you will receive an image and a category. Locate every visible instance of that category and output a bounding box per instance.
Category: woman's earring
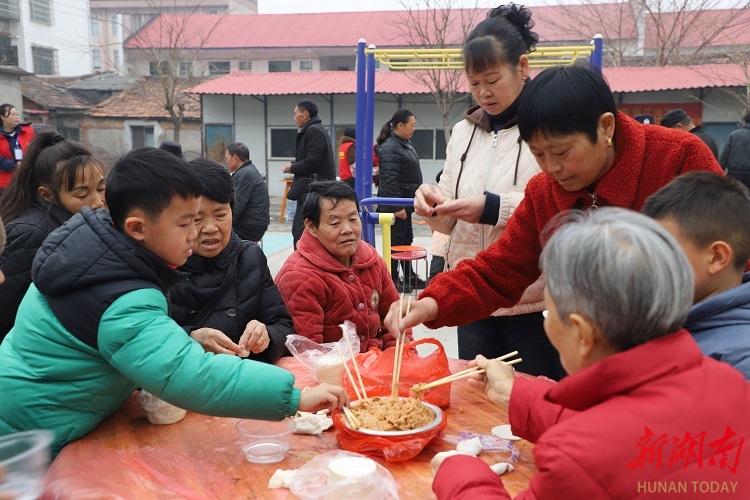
[607,137,613,148]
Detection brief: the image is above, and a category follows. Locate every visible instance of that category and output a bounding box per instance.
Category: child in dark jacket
[643,171,750,380]
[0,148,346,456]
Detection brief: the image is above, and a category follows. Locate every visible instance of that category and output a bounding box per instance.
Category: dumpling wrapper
[456,436,483,456]
[490,462,514,475]
[268,469,296,489]
[293,410,333,435]
[491,424,521,441]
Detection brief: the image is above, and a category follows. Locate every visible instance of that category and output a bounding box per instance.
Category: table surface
[43,358,536,499]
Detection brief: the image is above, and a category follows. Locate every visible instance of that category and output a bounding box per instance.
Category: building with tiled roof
[21,76,91,140]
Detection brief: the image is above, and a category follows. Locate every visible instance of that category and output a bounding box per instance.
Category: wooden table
[279,178,293,222]
[42,358,536,499]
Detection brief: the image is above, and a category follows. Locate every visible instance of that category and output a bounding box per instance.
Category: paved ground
[264,196,459,358]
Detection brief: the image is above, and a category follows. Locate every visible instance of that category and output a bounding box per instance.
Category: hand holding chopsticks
[411,351,522,394]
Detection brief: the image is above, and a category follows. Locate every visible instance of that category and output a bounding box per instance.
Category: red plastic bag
[343,337,453,408]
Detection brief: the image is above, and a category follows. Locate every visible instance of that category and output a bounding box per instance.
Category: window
[30,0,52,24]
[131,126,155,149]
[268,60,291,73]
[90,17,100,36]
[31,45,56,75]
[149,61,170,76]
[239,60,252,72]
[60,126,80,142]
[270,128,298,158]
[111,15,119,35]
[411,129,448,160]
[113,49,120,70]
[179,61,193,76]
[300,60,312,71]
[209,61,230,75]
[92,49,102,70]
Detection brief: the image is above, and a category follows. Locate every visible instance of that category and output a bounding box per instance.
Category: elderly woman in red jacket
[385,65,723,364]
[433,208,750,498]
[276,180,409,352]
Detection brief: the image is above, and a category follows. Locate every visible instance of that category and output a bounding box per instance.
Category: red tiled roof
[89,78,201,119]
[188,64,748,97]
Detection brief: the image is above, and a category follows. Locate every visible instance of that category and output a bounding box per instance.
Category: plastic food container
[235,418,295,464]
[0,430,54,500]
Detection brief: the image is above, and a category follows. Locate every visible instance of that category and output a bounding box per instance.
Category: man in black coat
[282,100,336,248]
[721,110,750,190]
[226,142,269,242]
[660,108,720,160]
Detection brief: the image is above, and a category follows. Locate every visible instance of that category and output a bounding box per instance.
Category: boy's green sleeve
[98,289,300,419]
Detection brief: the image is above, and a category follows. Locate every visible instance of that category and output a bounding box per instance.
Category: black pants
[292,194,307,250]
[390,212,414,282]
[428,255,445,280]
[457,313,566,380]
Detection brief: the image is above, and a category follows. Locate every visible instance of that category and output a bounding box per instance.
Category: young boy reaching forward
[643,171,750,380]
[0,148,346,455]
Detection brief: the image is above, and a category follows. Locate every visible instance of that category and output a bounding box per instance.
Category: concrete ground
[263,196,459,358]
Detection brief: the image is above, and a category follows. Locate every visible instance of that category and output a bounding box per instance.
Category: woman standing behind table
[414,5,554,377]
[0,104,35,195]
[377,109,424,293]
[170,158,294,362]
[0,132,105,340]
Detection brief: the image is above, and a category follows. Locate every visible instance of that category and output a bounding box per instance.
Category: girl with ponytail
[0,131,105,340]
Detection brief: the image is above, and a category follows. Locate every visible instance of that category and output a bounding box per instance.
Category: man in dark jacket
[282,100,336,248]
[720,110,750,190]
[660,108,719,159]
[226,142,269,242]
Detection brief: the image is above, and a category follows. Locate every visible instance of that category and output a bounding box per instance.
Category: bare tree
[393,1,482,143]
[122,0,226,143]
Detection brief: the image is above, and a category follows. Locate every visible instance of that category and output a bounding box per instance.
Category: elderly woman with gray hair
[433,208,750,499]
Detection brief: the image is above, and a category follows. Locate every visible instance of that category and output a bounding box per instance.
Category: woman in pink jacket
[432,208,750,499]
[275,181,408,352]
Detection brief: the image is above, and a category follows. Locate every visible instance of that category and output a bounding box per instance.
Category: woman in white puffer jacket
[414,4,564,379]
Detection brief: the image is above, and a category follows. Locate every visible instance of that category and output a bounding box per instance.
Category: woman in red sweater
[0,104,35,193]
[385,65,723,351]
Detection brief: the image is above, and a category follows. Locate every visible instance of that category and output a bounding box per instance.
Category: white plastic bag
[284,322,360,386]
[290,450,399,500]
[136,390,186,425]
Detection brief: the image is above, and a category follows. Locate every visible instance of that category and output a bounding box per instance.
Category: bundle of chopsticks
[411,351,523,394]
[334,330,368,429]
[390,293,412,399]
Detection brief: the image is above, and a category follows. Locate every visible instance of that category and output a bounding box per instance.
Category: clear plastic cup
[0,430,54,500]
[235,419,295,464]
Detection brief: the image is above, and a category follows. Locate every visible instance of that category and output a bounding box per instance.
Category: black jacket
[0,196,71,339]
[170,233,293,363]
[232,160,269,241]
[377,133,423,212]
[288,116,336,200]
[690,126,719,160]
[721,124,750,173]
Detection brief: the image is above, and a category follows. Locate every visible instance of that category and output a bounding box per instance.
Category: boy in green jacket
[0,148,346,455]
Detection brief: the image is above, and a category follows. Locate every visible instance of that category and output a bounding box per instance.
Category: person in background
[720,109,750,189]
[226,142,269,242]
[0,148,346,457]
[338,127,357,190]
[158,140,183,159]
[282,100,336,249]
[170,158,293,363]
[660,108,719,159]
[433,208,750,498]
[276,180,409,352]
[0,216,5,285]
[0,132,105,341]
[643,172,750,380]
[385,65,723,363]
[0,104,35,195]
[377,109,424,293]
[633,114,654,124]
[412,4,550,375]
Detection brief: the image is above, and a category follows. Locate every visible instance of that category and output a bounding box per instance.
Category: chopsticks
[412,351,523,393]
[390,293,411,399]
[343,328,368,400]
[342,406,360,429]
[335,344,362,401]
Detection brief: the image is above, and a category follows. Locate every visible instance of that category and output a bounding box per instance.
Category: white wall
[18,0,93,76]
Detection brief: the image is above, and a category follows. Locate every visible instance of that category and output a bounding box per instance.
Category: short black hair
[296,100,318,118]
[302,180,359,227]
[518,65,617,144]
[227,142,249,162]
[107,147,202,230]
[188,157,235,211]
[464,3,538,74]
[660,109,691,128]
[743,110,750,124]
[642,172,750,270]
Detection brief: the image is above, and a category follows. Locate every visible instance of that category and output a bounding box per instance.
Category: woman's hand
[414,184,445,217]
[432,194,487,224]
[190,328,245,356]
[467,354,516,410]
[298,384,349,413]
[384,297,438,336]
[394,209,407,220]
[239,320,270,355]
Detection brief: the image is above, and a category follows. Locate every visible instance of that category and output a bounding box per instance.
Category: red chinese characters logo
[628,426,744,474]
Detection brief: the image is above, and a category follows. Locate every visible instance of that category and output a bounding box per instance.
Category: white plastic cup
[235,419,295,464]
[0,430,54,500]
